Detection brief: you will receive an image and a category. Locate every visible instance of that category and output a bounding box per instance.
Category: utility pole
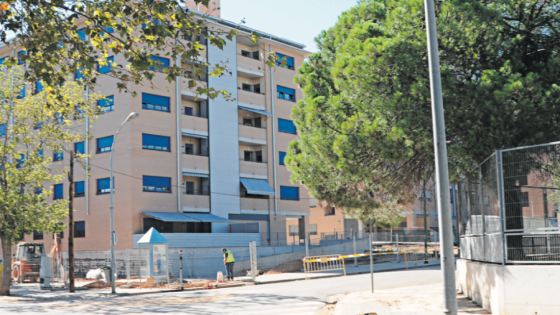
[68,151,75,293]
[423,0,458,314]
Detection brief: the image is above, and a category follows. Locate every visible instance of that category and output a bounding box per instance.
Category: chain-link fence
[459,141,560,264]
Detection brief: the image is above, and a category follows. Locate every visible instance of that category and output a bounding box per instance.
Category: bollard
[396,234,400,263]
[179,250,183,290]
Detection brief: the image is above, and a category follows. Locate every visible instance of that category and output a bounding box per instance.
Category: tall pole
[369,224,374,293]
[423,0,458,314]
[110,112,139,294]
[423,179,428,263]
[68,151,75,293]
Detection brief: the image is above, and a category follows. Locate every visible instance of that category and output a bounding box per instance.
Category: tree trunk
[1,236,12,296]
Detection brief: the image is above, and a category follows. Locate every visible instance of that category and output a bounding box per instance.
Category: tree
[287,0,560,224]
[0,0,276,98]
[0,66,101,296]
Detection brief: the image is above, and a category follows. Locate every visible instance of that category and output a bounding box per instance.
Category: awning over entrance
[238,106,272,117]
[182,172,209,178]
[141,211,232,223]
[182,132,208,139]
[240,178,275,196]
[141,212,199,222]
[184,213,233,222]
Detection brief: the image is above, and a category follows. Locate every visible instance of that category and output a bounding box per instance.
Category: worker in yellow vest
[222,248,235,281]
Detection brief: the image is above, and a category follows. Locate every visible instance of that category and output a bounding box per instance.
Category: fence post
[250,242,257,283]
[305,233,309,258]
[396,234,400,263]
[353,234,357,267]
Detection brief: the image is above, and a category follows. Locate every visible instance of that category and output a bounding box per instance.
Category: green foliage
[287,0,560,225]
[0,66,102,246]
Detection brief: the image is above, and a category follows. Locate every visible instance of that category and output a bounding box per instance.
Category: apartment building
[2,0,311,251]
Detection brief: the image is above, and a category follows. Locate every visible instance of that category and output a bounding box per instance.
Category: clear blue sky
[221,0,358,52]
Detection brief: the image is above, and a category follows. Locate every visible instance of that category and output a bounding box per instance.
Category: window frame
[142,93,171,113]
[97,177,113,195]
[280,186,300,201]
[142,133,171,152]
[53,183,64,200]
[75,181,85,197]
[96,136,114,154]
[279,151,287,165]
[276,53,295,70]
[74,142,85,155]
[148,55,170,72]
[98,95,114,113]
[278,118,297,134]
[97,56,114,74]
[74,221,86,238]
[277,85,296,102]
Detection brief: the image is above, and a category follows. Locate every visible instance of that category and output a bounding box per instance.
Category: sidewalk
[325,283,489,315]
[238,259,440,284]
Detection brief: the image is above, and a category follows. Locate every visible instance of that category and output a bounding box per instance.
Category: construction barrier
[404,250,439,269]
[302,255,346,280]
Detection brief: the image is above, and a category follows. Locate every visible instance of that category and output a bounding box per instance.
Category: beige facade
[1,6,311,251]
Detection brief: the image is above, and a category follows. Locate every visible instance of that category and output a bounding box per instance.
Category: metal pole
[269,45,278,215]
[353,234,357,267]
[396,234,400,263]
[179,250,183,290]
[175,38,182,214]
[110,112,139,294]
[424,0,458,313]
[68,151,75,292]
[423,180,428,264]
[369,232,374,293]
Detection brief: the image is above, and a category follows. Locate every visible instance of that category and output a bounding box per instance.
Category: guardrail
[404,250,439,269]
[302,255,346,280]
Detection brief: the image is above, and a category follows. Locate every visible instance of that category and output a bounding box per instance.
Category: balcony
[181,154,209,170]
[237,54,264,79]
[238,89,265,108]
[240,159,268,178]
[241,197,270,211]
[181,79,208,102]
[181,114,208,133]
[239,124,267,144]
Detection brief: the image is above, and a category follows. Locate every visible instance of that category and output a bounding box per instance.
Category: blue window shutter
[277,86,295,95]
[98,95,114,107]
[142,134,171,151]
[74,142,85,154]
[278,118,297,134]
[0,124,6,136]
[97,56,114,74]
[280,186,299,200]
[75,181,85,194]
[53,152,63,161]
[149,56,170,70]
[143,176,172,193]
[276,53,294,69]
[142,93,170,107]
[0,57,6,65]
[75,69,84,81]
[102,26,114,34]
[17,85,25,99]
[279,152,287,165]
[77,28,86,41]
[54,184,63,199]
[97,136,114,152]
[35,80,44,93]
[98,178,113,190]
[17,51,26,64]
[37,150,43,158]
[16,154,25,168]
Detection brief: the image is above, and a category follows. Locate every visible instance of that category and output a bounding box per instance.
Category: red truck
[12,242,45,283]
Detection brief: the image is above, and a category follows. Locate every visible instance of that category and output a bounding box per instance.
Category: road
[0,267,442,315]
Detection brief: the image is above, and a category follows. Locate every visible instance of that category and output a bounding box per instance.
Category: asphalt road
[0,267,442,315]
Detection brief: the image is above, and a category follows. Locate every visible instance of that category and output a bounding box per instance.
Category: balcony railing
[238,87,265,95]
[183,151,209,157]
[239,122,266,129]
[240,158,267,163]
[183,190,210,196]
[238,52,260,61]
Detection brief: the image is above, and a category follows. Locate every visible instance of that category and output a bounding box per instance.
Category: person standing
[222,248,235,281]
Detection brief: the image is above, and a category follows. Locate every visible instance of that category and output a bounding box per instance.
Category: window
[276,53,294,70]
[0,56,6,65]
[142,93,170,112]
[277,85,295,101]
[278,118,297,134]
[35,80,44,94]
[518,176,528,186]
[280,186,299,200]
[33,231,43,240]
[17,85,25,99]
[149,56,170,71]
[97,136,114,153]
[310,198,317,208]
[242,83,252,91]
[16,154,25,169]
[254,117,262,128]
[244,151,254,162]
[53,184,63,200]
[143,218,173,233]
[186,222,212,233]
[74,221,85,238]
[74,141,85,155]
[185,181,194,194]
[184,143,194,154]
[0,124,5,137]
[521,191,529,207]
[97,177,113,194]
[419,190,431,201]
[37,150,43,159]
[17,50,26,64]
[142,134,170,152]
[98,96,114,113]
[35,187,43,195]
[241,50,251,58]
[243,118,252,126]
[101,26,114,34]
[289,225,299,236]
[184,107,193,116]
[143,176,171,193]
[254,84,261,94]
[279,152,287,165]
[325,207,335,216]
[484,196,490,206]
[77,28,87,41]
[97,56,114,74]
[75,181,85,197]
[255,150,263,162]
[75,69,84,81]
[252,51,259,60]
[310,224,318,235]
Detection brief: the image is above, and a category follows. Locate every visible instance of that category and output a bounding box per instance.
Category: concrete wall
[456,259,560,315]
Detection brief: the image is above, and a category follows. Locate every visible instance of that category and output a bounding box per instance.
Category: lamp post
[109,112,139,294]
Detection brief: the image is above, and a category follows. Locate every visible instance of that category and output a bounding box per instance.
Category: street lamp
[109,112,139,294]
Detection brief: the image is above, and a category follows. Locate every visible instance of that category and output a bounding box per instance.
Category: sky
[220,0,358,52]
